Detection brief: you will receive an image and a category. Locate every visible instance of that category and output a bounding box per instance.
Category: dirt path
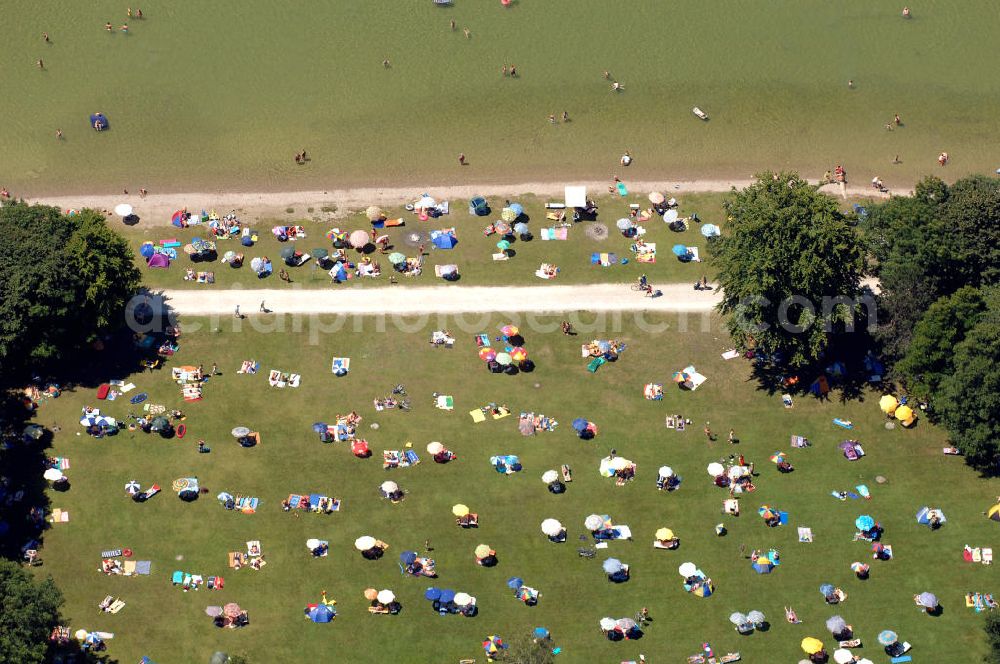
[26,179,889,227]
[158,283,721,316]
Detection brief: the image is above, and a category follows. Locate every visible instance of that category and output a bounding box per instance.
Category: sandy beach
[26,179,889,227]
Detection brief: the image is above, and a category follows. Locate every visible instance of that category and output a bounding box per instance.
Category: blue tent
[424,587,441,601]
[572,418,588,432]
[308,604,336,623]
[506,577,524,590]
[433,234,457,249]
[400,550,418,565]
[469,197,489,216]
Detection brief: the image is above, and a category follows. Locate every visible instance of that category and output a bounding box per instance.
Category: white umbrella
[678,562,698,577]
[354,535,376,551]
[376,589,395,604]
[380,480,398,494]
[665,209,679,223]
[453,592,473,607]
[426,442,444,454]
[541,469,559,484]
[541,519,563,537]
[826,615,847,635]
[599,617,616,631]
[124,480,140,494]
[728,465,747,480]
[707,462,724,477]
[833,649,854,664]
[114,203,133,217]
[349,229,370,249]
[306,538,321,550]
[416,195,437,209]
[609,457,631,471]
[616,218,633,231]
[658,466,674,478]
[231,426,251,438]
[43,468,64,482]
[747,610,765,625]
[729,612,748,626]
[585,514,604,531]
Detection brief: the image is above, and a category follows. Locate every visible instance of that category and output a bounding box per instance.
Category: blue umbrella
[877,630,898,646]
[509,203,524,217]
[602,558,624,574]
[439,589,456,603]
[533,627,550,639]
[506,577,524,590]
[672,244,689,257]
[139,243,155,258]
[855,515,875,531]
[700,224,720,238]
[312,422,327,433]
[424,587,441,601]
[514,222,529,235]
[819,583,835,596]
[308,604,335,623]
[400,551,418,565]
[572,418,588,432]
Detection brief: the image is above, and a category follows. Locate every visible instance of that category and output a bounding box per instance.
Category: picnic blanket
[643,383,664,400]
[797,527,814,543]
[634,242,656,264]
[469,405,510,422]
[540,227,569,241]
[435,395,454,410]
[518,412,557,434]
[383,450,419,469]
[237,360,259,374]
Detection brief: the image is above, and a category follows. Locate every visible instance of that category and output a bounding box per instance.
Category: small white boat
[692,107,709,121]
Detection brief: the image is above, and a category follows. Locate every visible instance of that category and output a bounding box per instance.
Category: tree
[984,611,1000,663]
[711,172,865,367]
[500,634,556,664]
[937,300,1000,466]
[0,559,64,663]
[895,287,987,399]
[941,175,1000,285]
[0,204,140,381]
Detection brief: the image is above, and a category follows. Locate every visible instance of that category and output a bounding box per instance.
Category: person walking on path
[234,304,241,319]
[259,301,267,313]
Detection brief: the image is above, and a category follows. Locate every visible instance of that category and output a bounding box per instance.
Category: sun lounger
[108,599,126,614]
[692,107,709,120]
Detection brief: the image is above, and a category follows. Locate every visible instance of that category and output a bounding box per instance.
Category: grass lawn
[5,2,1000,195]
[126,193,728,290]
[33,312,999,663]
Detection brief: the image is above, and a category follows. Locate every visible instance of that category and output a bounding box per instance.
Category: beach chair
[108,599,126,614]
[561,464,572,482]
[587,356,607,373]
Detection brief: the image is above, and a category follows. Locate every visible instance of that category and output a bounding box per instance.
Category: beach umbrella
[707,462,724,476]
[495,353,512,366]
[43,468,64,482]
[572,418,588,432]
[400,550,417,565]
[427,442,444,454]
[308,604,335,623]
[672,244,689,257]
[678,562,698,577]
[452,504,469,517]
[75,629,89,641]
[231,426,251,438]
[366,205,384,221]
[729,612,748,626]
[387,252,406,265]
[114,203,133,217]
[416,195,437,209]
[223,603,242,618]
[879,395,898,413]
[312,422,328,434]
[312,247,329,260]
[609,457,630,471]
[729,466,748,480]
[306,538,321,550]
[479,347,497,362]
[658,466,674,478]
[616,218,633,231]
[139,243,155,259]
[541,470,559,484]
[349,229,370,249]
[496,239,511,251]
[501,207,517,222]
[279,246,296,260]
[801,637,824,655]
[205,606,223,617]
[533,627,550,640]
[894,404,914,421]
[599,617,616,631]
[616,618,637,631]
[672,370,691,384]
[454,592,473,607]
[541,519,563,537]
[506,577,523,590]
[222,250,236,263]
[855,515,875,531]
[354,536,376,551]
[850,561,867,574]
[747,610,765,625]
[665,209,679,223]
[649,192,665,204]
[585,514,605,531]
[877,630,898,646]
[602,558,624,574]
[250,257,264,272]
[700,223,721,238]
[988,504,1000,522]
[376,589,395,604]
[770,452,786,464]
[424,588,441,601]
[514,222,529,235]
[510,347,528,362]
[380,480,398,494]
[125,480,140,495]
[752,557,775,574]
[475,544,493,558]
[826,615,847,635]
[500,324,519,336]
[917,592,938,608]
[509,203,524,217]
[833,649,854,664]
[439,589,456,603]
[359,588,377,601]
[655,527,674,540]
[494,221,511,235]
[820,583,836,597]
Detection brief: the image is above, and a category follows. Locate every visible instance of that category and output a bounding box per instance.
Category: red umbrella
[479,348,497,361]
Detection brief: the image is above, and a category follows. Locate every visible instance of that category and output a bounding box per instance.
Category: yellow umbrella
[894,404,913,422]
[363,588,378,600]
[452,504,470,517]
[474,544,492,558]
[655,527,674,540]
[801,637,824,655]
[988,504,1000,522]
[879,395,898,414]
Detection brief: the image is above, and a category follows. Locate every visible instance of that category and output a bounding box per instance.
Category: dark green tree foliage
[986,597,1000,663]
[0,559,64,664]
[711,172,864,367]
[500,634,556,664]
[941,175,1000,285]
[0,204,140,380]
[895,287,987,399]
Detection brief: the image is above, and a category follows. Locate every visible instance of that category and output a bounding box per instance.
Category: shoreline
[24,179,891,227]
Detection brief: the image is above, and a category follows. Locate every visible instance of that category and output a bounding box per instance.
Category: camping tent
[469,197,489,216]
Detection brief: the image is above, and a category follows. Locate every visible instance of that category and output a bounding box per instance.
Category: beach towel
[474,333,490,347]
[54,457,70,470]
[435,395,454,410]
[135,561,151,575]
[797,527,813,543]
[101,549,123,559]
[469,409,487,423]
[237,360,259,374]
[616,181,628,196]
[50,509,69,523]
[590,252,618,266]
[721,349,740,360]
[833,418,854,429]
[123,560,137,576]
[587,357,607,373]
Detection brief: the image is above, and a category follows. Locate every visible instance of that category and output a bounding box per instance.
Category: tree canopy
[711,172,865,367]
[0,203,140,381]
[0,559,64,663]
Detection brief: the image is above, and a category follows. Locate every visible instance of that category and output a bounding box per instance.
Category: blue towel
[779,512,789,525]
[405,450,419,465]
